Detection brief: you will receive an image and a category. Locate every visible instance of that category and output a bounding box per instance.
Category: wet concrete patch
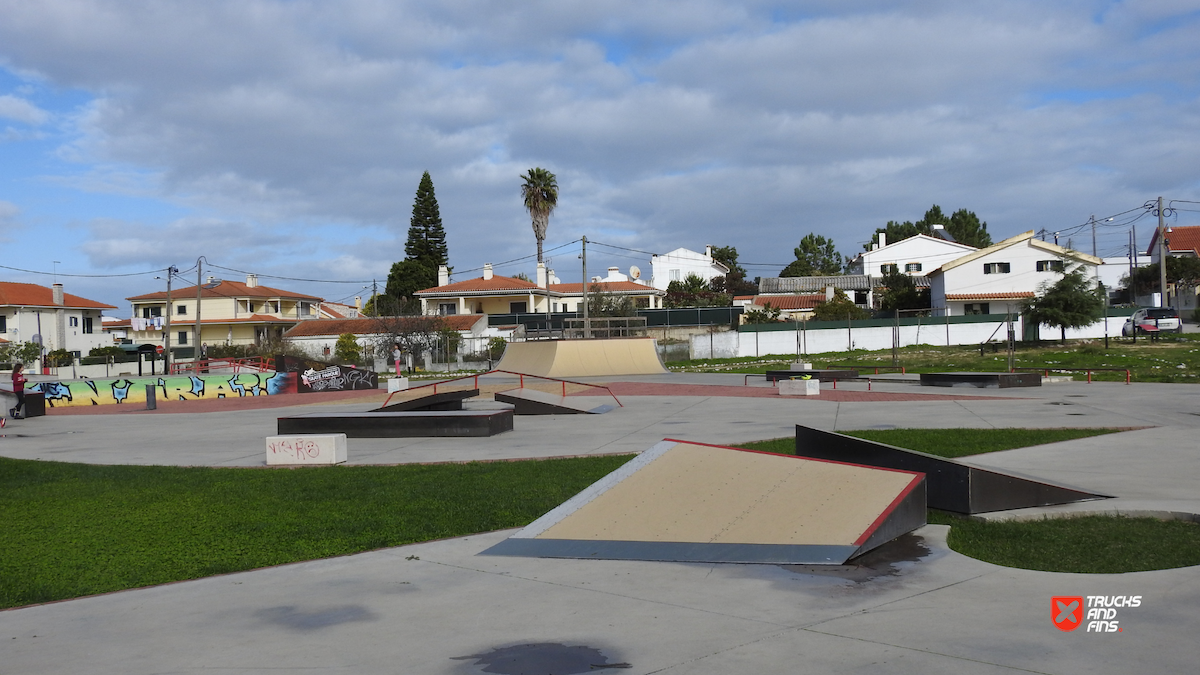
[452,643,631,674]
[254,605,376,631]
[779,532,931,583]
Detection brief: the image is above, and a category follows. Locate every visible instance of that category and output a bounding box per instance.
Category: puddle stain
[254,605,376,631]
[452,643,631,674]
[779,532,932,583]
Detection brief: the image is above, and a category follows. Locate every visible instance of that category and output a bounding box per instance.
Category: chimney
[437,265,450,286]
[825,286,835,301]
[548,269,559,285]
[607,266,619,278]
[878,233,887,248]
[705,245,713,259]
[355,296,362,310]
[52,283,64,306]
[206,276,215,284]
[483,263,493,281]
[246,274,258,288]
[536,263,547,289]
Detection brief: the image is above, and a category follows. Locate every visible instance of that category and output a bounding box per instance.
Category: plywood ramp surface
[496,339,668,378]
[538,443,914,546]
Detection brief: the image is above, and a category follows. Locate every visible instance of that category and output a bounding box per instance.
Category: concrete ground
[2,374,1199,674]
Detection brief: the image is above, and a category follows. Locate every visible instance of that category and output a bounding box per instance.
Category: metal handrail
[1010,366,1131,384]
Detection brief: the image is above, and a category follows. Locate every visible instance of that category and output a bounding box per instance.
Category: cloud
[0,94,48,125]
[0,0,1197,286]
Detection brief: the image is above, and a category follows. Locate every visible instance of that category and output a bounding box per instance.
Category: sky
[2,0,1199,315]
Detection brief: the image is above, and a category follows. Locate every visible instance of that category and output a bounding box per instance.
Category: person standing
[392,343,402,375]
[10,362,27,419]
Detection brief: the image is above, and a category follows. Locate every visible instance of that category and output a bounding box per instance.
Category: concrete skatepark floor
[2,373,1199,674]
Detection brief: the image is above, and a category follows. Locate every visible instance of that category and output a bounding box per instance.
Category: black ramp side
[793,425,1109,514]
[764,369,859,382]
[494,388,615,415]
[371,389,479,412]
[920,372,1041,388]
[278,410,512,438]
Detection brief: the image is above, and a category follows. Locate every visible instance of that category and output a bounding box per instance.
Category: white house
[649,246,729,290]
[928,231,1102,316]
[0,281,117,360]
[846,232,977,277]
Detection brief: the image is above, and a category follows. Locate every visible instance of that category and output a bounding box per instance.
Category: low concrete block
[387,377,409,393]
[779,378,820,396]
[265,434,348,465]
[791,362,813,370]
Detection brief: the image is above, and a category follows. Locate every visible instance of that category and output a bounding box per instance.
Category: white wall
[3,307,112,358]
[849,235,975,277]
[649,247,727,291]
[934,241,1099,315]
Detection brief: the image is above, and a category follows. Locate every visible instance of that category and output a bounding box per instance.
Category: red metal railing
[1011,366,1131,384]
[168,356,274,376]
[379,370,623,408]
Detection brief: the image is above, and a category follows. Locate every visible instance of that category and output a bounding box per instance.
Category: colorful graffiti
[275,355,378,393]
[31,372,297,407]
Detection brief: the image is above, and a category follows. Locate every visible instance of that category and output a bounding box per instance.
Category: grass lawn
[0,454,632,610]
[732,427,1121,458]
[669,333,1200,383]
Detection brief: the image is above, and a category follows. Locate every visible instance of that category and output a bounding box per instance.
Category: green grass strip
[0,455,632,609]
[732,427,1120,458]
[940,515,1200,573]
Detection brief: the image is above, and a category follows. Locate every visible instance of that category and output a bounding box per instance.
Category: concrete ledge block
[387,377,409,393]
[791,362,813,370]
[266,434,348,465]
[779,379,820,396]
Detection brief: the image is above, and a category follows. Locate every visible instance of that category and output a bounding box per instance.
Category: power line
[203,262,375,284]
[0,264,171,278]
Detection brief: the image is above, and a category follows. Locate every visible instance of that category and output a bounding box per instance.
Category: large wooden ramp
[481,440,926,565]
[496,338,668,378]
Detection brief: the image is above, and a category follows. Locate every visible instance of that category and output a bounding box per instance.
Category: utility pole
[164,266,176,374]
[580,236,589,339]
[1157,196,1169,308]
[194,258,203,374]
[1090,215,1097,257]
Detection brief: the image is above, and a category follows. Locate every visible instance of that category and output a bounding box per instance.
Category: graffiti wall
[30,372,297,407]
[274,355,379,393]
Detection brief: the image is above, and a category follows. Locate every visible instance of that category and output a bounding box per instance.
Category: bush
[334,333,362,364]
[45,348,73,367]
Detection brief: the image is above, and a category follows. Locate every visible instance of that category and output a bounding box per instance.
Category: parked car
[1121,307,1182,336]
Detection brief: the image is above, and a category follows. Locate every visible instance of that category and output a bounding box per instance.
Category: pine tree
[385,172,450,313]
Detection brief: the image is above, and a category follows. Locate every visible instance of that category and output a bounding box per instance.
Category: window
[299,302,312,316]
[905,262,922,273]
[0,315,5,333]
[964,303,990,315]
[438,303,458,316]
[1036,260,1064,272]
[669,269,681,282]
[509,302,527,313]
[142,307,162,318]
[177,304,187,315]
[70,316,79,327]
[854,290,868,305]
[83,317,94,334]
[881,264,899,275]
[983,262,1011,274]
[178,331,189,345]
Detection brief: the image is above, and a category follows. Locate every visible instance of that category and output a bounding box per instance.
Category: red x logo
[1052,596,1084,631]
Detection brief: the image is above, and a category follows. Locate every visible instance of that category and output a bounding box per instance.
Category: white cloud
[0,94,48,124]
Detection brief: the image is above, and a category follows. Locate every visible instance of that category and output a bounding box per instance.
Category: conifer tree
[385,172,450,313]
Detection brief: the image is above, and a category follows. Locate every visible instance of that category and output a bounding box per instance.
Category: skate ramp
[494,388,615,415]
[480,440,926,564]
[496,339,668,378]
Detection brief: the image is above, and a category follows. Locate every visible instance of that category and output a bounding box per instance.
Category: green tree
[385,172,450,313]
[866,204,991,249]
[1022,265,1105,343]
[742,302,783,324]
[1123,257,1200,302]
[665,273,731,308]
[878,267,930,313]
[811,289,869,321]
[521,167,558,264]
[709,245,757,296]
[781,234,843,277]
[334,333,362,364]
[586,283,636,317]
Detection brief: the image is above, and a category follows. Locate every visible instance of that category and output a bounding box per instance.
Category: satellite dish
[629,265,641,280]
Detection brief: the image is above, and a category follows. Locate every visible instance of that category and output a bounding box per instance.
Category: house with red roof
[284,314,490,366]
[125,274,324,350]
[1146,225,1200,311]
[0,281,118,360]
[414,263,666,316]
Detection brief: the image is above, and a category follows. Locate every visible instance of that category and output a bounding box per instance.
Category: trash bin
[23,391,46,418]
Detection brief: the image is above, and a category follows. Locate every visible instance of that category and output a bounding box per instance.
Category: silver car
[1122,308,1182,336]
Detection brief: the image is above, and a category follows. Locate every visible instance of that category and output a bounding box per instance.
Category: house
[415,264,666,315]
[741,294,828,321]
[125,274,324,350]
[283,314,492,362]
[649,246,730,290]
[927,231,1101,316]
[1146,225,1200,311]
[758,275,905,309]
[0,281,117,360]
[845,231,977,277]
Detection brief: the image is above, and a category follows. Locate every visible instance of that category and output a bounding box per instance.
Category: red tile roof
[1147,225,1200,256]
[127,279,322,302]
[0,282,117,309]
[751,294,826,310]
[946,292,1034,301]
[417,275,539,294]
[284,315,483,337]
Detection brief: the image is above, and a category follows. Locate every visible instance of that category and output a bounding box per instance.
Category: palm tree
[521,167,558,264]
